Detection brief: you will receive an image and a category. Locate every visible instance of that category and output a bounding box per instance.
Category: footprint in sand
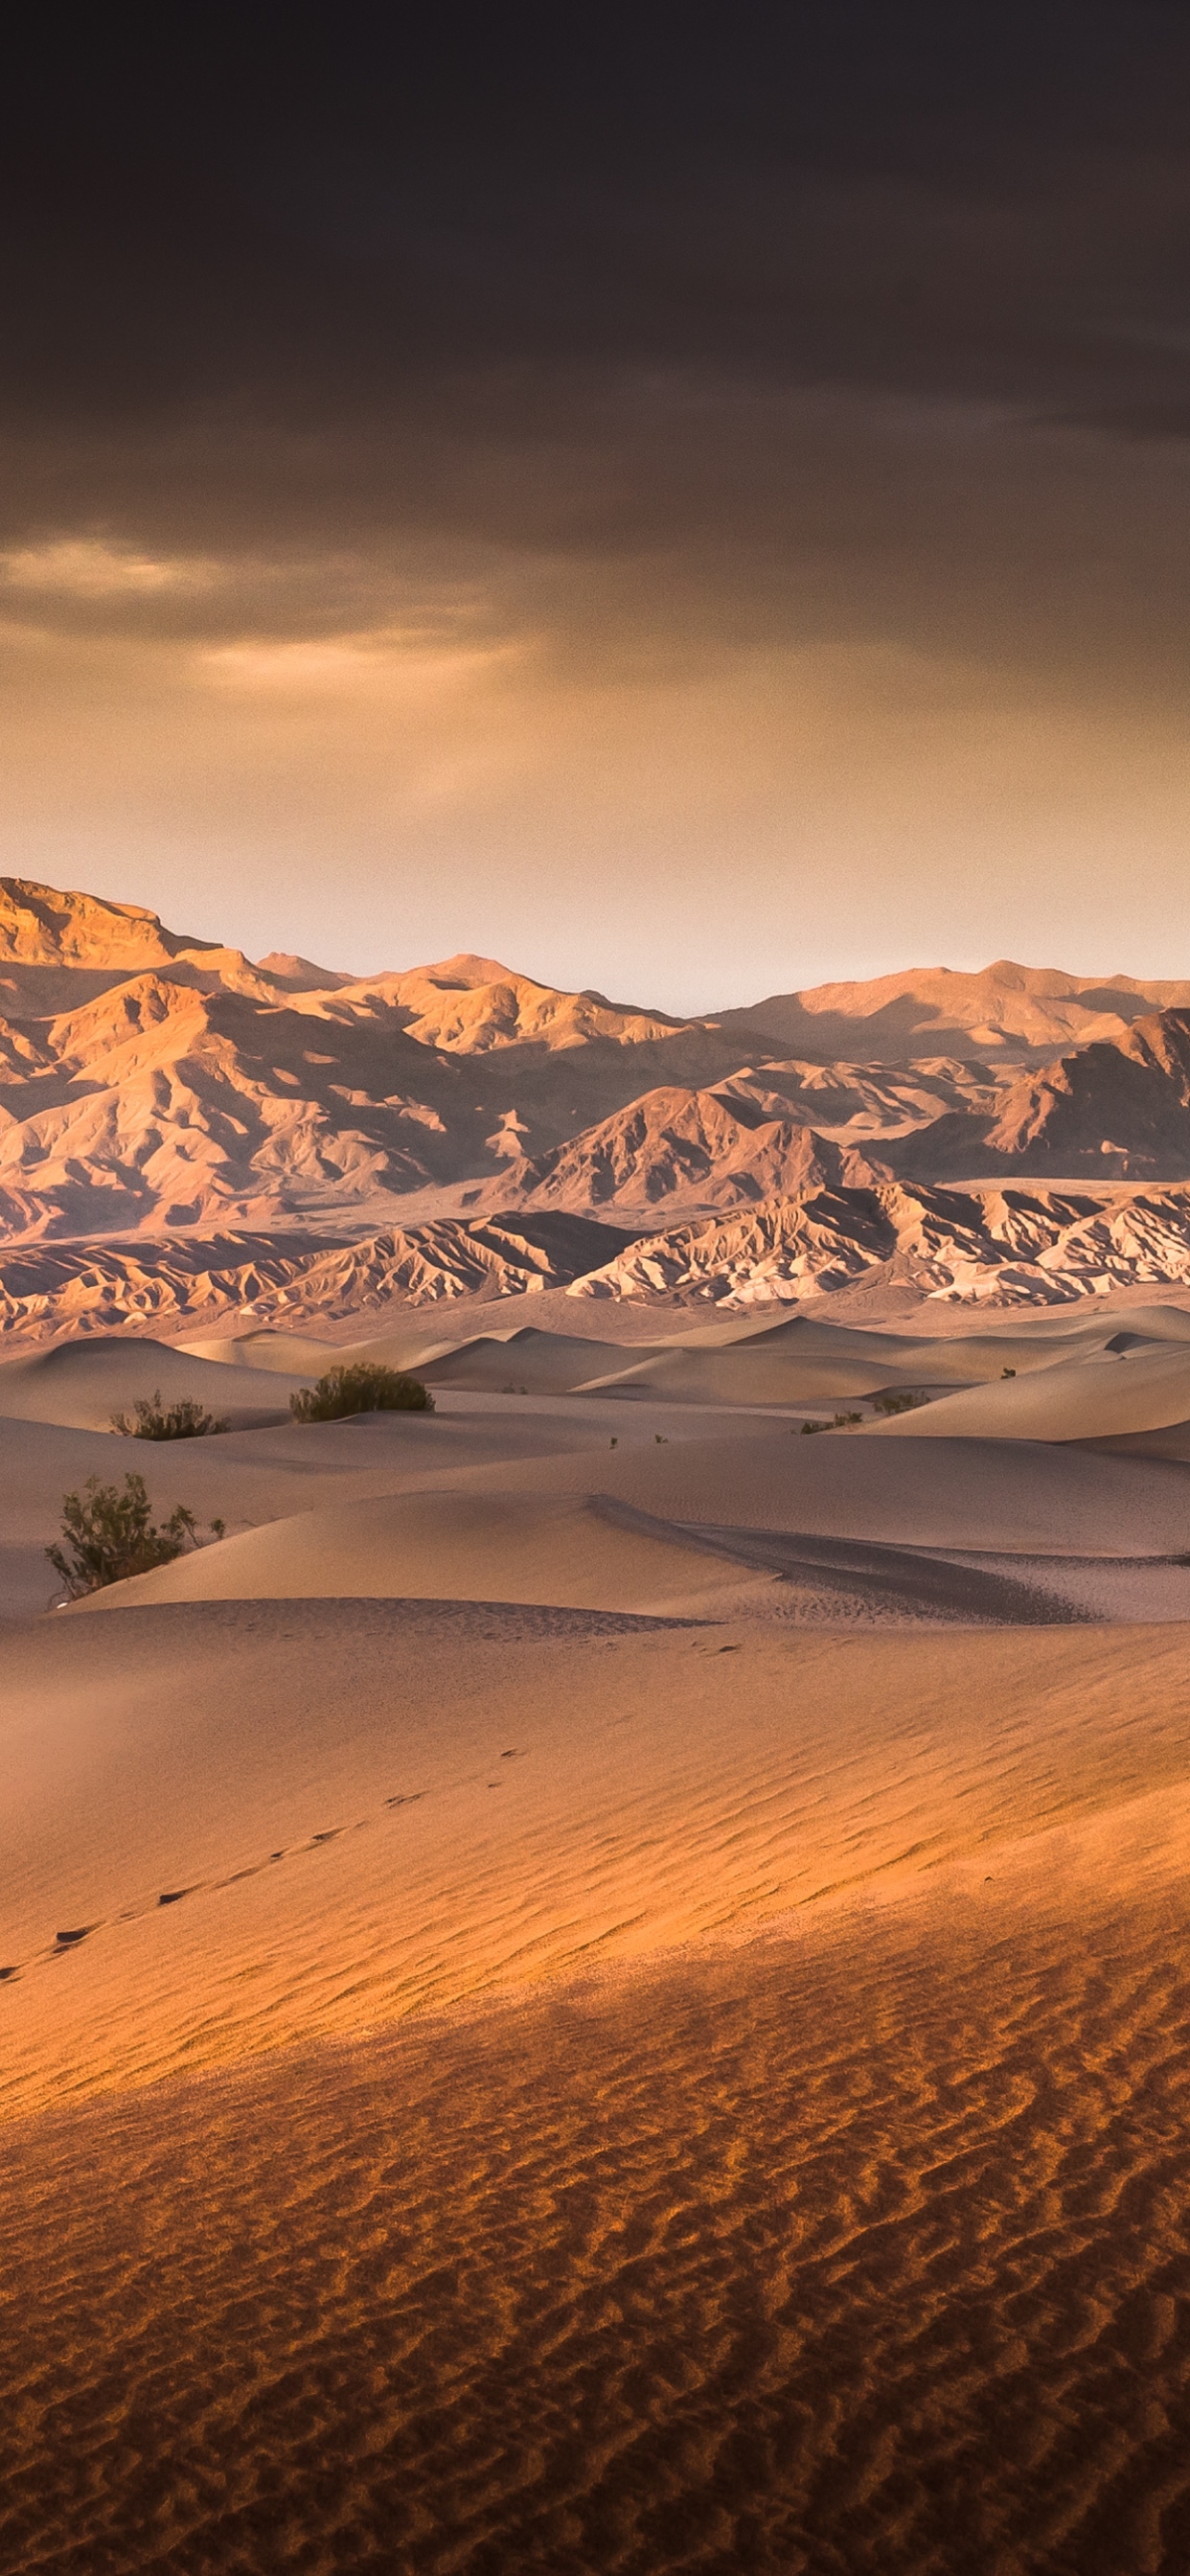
[13,1786,441,1989]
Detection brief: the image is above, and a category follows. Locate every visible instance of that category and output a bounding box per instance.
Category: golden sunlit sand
[5,1298,1190,2567]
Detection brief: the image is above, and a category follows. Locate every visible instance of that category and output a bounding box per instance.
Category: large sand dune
[5,1601,1190,2568]
[5,1605,1189,2110]
[66,1410,1190,1625]
[9,1289,1190,2567]
[77,1485,772,1617]
[0,1332,301,1429]
[870,1333,1190,1441]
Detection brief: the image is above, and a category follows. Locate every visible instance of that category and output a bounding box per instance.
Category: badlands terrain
[6,879,1190,2571]
[8,873,1190,1341]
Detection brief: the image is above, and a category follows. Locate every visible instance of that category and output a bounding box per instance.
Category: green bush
[111,1389,228,1439]
[872,1391,926,1416]
[289,1363,435,1423]
[47,1473,226,1599]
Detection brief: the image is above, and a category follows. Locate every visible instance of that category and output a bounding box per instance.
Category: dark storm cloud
[5,2,1190,686]
[9,9,1190,423]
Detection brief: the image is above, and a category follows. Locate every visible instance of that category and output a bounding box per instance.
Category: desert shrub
[47,1473,226,1599]
[289,1363,435,1423]
[872,1390,926,1416]
[111,1389,228,1439]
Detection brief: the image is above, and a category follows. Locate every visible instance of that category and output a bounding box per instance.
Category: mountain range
[4,873,1190,1330]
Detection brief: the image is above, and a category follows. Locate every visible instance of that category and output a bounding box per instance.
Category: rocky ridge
[4,874,1190,1329]
[0,1213,634,1342]
[569,1184,1190,1309]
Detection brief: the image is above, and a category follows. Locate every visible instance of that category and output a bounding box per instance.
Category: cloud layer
[4,6,1189,1001]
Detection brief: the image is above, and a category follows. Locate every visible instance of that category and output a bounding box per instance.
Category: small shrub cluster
[111,1389,228,1439]
[48,1473,226,1599]
[800,1410,863,1436]
[871,1390,927,1416]
[289,1363,435,1422]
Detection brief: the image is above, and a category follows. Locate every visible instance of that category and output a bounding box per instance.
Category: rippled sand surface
[4,1868,1190,2575]
[8,1314,1190,2571]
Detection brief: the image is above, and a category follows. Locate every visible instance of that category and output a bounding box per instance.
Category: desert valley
[5,873,1190,2569]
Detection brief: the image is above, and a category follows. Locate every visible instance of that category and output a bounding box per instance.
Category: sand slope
[871,1336,1190,1441]
[577,1342,926,1404]
[76,1486,769,1617]
[6,1387,799,1618]
[6,1607,1190,2116]
[6,1289,1190,2568]
[0,1334,300,1429]
[60,1417,1190,1628]
[5,1881,1190,2575]
[414,1326,671,1393]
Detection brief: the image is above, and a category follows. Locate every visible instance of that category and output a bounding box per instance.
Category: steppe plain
[5,884,1190,2573]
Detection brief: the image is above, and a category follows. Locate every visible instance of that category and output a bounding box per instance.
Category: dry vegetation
[289,1364,434,1422]
[46,1474,225,1598]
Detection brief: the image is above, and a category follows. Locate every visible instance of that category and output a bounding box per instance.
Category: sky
[4,3,1190,1011]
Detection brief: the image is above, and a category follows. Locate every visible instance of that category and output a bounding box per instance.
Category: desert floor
[4,1297,1190,2572]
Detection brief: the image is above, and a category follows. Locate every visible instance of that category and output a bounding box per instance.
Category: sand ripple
[2,1881,1189,2573]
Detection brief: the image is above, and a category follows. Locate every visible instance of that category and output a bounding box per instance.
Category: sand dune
[6,1599,1190,2573]
[8,1384,795,1619]
[61,1411,1190,1628]
[0,1333,299,1430]
[577,1341,928,1404]
[729,1297,1190,1375]
[507,1424,1190,1552]
[76,1485,772,1618]
[6,1607,1190,2117]
[870,1334,1190,1442]
[179,1324,351,1371]
[1079,1419,1190,1461]
[5,1872,1189,2574]
[11,891,1190,2566]
[413,1325,671,1393]
[9,1288,1190,2570]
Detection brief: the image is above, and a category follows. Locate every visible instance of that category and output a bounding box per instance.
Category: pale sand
[0,1392,795,1618]
[0,1333,303,1429]
[69,1423,1190,1620]
[869,1336,1190,1442]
